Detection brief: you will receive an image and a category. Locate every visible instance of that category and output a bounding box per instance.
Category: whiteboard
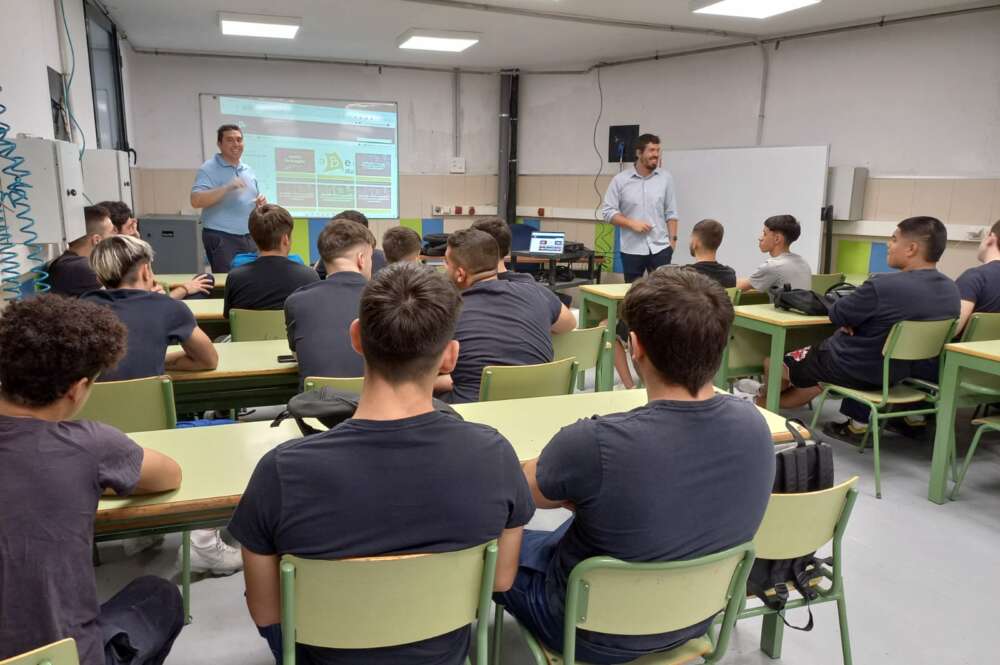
[663,145,829,278]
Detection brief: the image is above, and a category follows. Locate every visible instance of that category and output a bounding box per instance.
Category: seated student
[760,217,960,423]
[955,218,1000,336]
[285,219,374,383]
[223,204,319,318]
[97,199,140,237]
[314,210,387,277]
[48,205,117,297]
[0,294,184,665]
[382,225,423,264]
[736,214,812,299]
[230,263,534,664]
[498,268,774,664]
[438,229,576,403]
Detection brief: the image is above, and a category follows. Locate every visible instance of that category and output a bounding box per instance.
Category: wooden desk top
[734,304,831,327]
[157,273,227,288]
[944,340,1000,364]
[182,299,225,321]
[579,283,630,300]
[97,389,799,524]
[166,340,295,381]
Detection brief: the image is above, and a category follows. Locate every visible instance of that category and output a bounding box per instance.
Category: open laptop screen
[529,231,565,254]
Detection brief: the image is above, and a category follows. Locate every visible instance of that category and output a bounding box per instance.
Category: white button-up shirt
[601,166,678,255]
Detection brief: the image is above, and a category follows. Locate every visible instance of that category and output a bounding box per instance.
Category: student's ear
[65,376,94,417]
[139,262,155,286]
[439,339,460,375]
[628,331,646,365]
[349,319,363,356]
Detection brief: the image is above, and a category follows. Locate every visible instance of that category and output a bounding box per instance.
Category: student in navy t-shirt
[436,228,576,403]
[230,263,535,665]
[956,219,1000,336]
[497,268,774,664]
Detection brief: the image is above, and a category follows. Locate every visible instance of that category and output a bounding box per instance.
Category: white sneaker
[122,535,165,557]
[733,378,763,396]
[184,530,243,576]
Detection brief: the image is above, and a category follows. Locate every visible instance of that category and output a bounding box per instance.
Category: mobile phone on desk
[276,354,296,363]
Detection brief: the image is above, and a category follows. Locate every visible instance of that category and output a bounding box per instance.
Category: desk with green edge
[928,340,1000,504]
[578,283,630,392]
[167,339,298,413]
[722,305,835,413]
[157,273,227,297]
[180,299,229,338]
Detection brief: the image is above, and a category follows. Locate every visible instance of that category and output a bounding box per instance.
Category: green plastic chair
[811,319,957,498]
[280,541,497,665]
[479,357,579,402]
[738,478,859,665]
[0,638,79,665]
[303,376,365,394]
[811,273,845,294]
[725,287,740,305]
[75,376,177,432]
[494,542,755,665]
[957,312,1000,402]
[950,416,1000,499]
[961,312,1000,343]
[553,326,608,392]
[229,308,287,341]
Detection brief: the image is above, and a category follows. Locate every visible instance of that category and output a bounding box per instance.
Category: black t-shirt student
[228,411,535,665]
[449,279,563,404]
[0,417,143,665]
[223,255,320,318]
[284,272,366,383]
[957,261,1000,314]
[821,269,960,386]
[497,270,536,284]
[316,250,387,279]
[48,251,102,297]
[81,289,197,381]
[535,395,774,657]
[688,260,737,288]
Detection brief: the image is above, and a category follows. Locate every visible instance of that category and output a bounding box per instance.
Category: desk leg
[181,530,192,623]
[929,352,960,504]
[765,326,787,413]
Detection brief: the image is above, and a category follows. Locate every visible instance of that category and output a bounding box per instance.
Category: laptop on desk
[528,231,565,255]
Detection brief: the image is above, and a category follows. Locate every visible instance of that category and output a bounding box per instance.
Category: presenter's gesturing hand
[625,217,652,234]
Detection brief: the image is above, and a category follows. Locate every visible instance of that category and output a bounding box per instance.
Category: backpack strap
[817,443,836,489]
[793,446,810,493]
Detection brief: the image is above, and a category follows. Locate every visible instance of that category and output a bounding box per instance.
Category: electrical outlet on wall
[449,157,466,174]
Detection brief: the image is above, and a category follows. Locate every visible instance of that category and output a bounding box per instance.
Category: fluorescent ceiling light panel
[397,29,480,53]
[691,0,821,19]
[220,12,300,39]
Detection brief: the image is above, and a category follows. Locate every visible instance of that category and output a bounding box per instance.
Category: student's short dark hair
[764,214,801,245]
[84,205,111,236]
[217,124,242,142]
[446,229,498,274]
[382,226,422,263]
[897,216,948,262]
[359,262,462,381]
[333,210,369,228]
[317,219,376,264]
[471,216,512,257]
[621,268,734,396]
[692,219,725,251]
[249,204,294,252]
[635,133,661,154]
[97,201,133,231]
[0,295,126,407]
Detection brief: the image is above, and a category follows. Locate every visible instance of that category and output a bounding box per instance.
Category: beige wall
[863,178,1000,225]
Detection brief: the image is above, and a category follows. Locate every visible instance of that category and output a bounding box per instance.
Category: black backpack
[772,284,830,316]
[746,418,835,631]
[422,233,450,257]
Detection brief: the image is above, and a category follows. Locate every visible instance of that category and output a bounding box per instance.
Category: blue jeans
[101,576,184,665]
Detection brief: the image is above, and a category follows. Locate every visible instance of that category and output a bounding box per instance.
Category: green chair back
[739,291,770,306]
[479,357,579,402]
[882,319,957,362]
[560,543,755,664]
[753,478,859,560]
[725,287,740,305]
[552,326,607,372]
[280,542,497,664]
[811,273,845,294]
[0,638,79,665]
[303,376,364,394]
[75,376,177,432]
[229,308,287,342]
[961,312,1000,342]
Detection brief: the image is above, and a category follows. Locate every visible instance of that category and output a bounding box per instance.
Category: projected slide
[207,95,398,218]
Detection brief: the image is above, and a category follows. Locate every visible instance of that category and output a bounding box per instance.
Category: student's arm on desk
[133,448,182,494]
[522,458,574,511]
[736,277,753,292]
[165,327,219,372]
[551,305,577,334]
[828,280,878,329]
[243,549,281,627]
[433,374,453,393]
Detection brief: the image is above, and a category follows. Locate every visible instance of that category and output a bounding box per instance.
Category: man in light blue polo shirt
[190,124,266,272]
[601,133,679,283]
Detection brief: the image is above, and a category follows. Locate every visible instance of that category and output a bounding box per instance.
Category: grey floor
[95,397,1000,664]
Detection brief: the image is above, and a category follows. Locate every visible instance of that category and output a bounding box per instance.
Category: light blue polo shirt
[191,153,259,236]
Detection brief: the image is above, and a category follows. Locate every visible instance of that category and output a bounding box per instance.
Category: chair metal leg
[836,594,853,665]
[810,388,830,431]
[950,425,989,500]
[870,408,884,499]
[491,603,504,665]
[760,612,784,659]
[181,530,192,624]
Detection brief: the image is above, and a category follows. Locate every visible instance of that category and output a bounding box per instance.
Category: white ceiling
[104,0,995,70]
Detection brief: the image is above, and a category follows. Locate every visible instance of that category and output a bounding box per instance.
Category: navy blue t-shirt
[536,395,774,656]
[284,272,366,384]
[81,289,196,381]
[449,279,562,403]
[223,255,320,318]
[47,251,102,298]
[821,269,960,385]
[228,411,535,665]
[956,261,1000,314]
[497,270,537,284]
